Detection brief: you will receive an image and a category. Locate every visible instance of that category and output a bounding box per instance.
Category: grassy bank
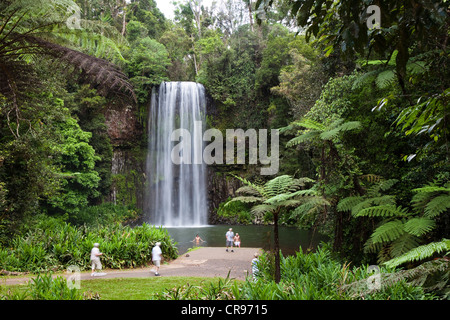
[0,276,239,300]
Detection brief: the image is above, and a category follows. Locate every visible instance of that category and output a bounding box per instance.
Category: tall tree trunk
[273,209,281,283]
[247,0,254,32]
[121,0,127,36]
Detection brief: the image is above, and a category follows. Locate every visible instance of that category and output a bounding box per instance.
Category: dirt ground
[0,247,263,286]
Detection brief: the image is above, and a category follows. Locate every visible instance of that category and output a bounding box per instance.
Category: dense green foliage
[156,245,438,300]
[0,216,177,272]
[0,0,448,300]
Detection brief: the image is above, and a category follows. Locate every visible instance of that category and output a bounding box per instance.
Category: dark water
[166,225,326,255]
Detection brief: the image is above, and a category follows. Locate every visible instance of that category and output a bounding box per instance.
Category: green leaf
[403,217,436,237]
[384,239,450,268]
[370,220,405,244]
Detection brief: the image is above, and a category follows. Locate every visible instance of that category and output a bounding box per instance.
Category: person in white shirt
[90,243,103,276]
[251,252,259,281]
[151,242,162,276]
[225,228,234,252]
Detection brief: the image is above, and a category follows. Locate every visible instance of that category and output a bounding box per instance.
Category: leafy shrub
[0,216,178,272]
[29,273,83,300]
[237,245,435,300]
[217,197,252,224]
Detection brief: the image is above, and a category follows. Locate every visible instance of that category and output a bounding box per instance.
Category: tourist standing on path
[90,243,103,276]
[234,233,241,248]
[251,252,259,281]
[152,242,162,276]
[226,228,234,252]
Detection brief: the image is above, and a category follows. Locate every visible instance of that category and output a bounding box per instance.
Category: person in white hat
[151,242,162,276]
[90,243,103,276]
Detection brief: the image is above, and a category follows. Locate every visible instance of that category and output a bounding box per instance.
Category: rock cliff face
[104,104,143,147]
[103,102,146,211]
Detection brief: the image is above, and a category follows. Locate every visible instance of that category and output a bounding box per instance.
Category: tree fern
[385,239,450,268]
[0,0,136,108]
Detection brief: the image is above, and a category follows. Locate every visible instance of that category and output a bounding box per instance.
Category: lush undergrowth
[0,216,178,273]
[0,274,228,300]
[1,245,442,300]
[156,245,439,300]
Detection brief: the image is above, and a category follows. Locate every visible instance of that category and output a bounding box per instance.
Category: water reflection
[165,225,326,255]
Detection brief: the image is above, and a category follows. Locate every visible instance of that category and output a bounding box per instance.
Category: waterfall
[146,82,208,227]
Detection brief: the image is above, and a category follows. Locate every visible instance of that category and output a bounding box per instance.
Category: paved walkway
[1,247,262,286]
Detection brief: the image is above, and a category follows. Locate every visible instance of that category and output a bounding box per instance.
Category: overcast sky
[155,0,216,20]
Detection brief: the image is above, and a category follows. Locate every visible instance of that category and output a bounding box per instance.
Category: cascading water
[146,82,208,227]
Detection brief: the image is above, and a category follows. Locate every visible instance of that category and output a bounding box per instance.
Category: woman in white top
[151,242,162,276]
[90,243,103,276]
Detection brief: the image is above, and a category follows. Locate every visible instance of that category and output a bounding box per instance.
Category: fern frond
[286,131,320,147]
[370,219,405,245]
[384,239,450,268]
[351,70,379,90]
[250,204,276,216]
[378,179,399,191]
[355,205,409,218]
[225,196,261,205]
[231,174,266,198]
[235,186,261,196]
[351,195,396,216]
[412,186,450,193]
[337,196,363,212]
[375,69,396,89]
[424,195,450,218]
[390,233,421,258]
[403,217,436,236]
[359,174,383,183]
[293,118,326,131]
[264,175,300,197]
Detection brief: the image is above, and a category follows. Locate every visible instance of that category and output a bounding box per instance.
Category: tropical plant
[282,117,361,181]
[225,174,311,283]
[240,244,434,300]
[0,216,178,272]
[0,0,135,129]
[339,180,450,265]
[29,273,83,300]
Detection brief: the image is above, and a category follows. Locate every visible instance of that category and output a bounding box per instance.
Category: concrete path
[0,247,262,286]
